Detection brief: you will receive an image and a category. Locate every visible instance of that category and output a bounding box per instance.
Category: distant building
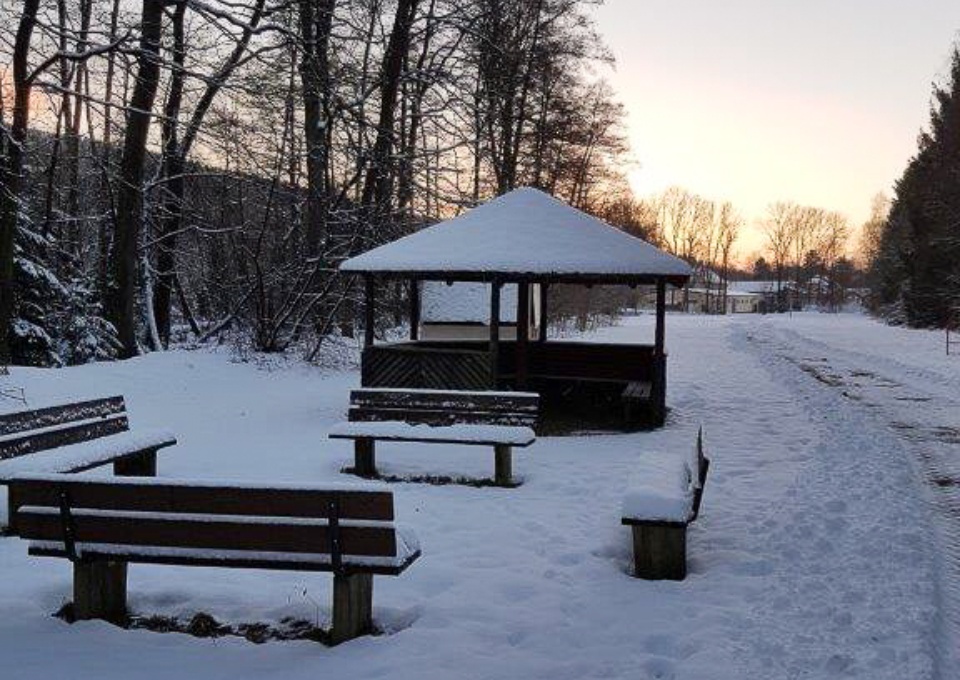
[728,280,798,313]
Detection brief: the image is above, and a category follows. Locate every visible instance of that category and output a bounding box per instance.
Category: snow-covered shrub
[11,222,118,367]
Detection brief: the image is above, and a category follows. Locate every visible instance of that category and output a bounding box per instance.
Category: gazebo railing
[361,341,659,390]
[361,343,491,390]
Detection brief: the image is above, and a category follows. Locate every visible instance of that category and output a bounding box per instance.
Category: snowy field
[0,312,954,680]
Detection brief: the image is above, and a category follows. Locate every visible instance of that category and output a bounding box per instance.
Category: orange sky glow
[591,0,960,261]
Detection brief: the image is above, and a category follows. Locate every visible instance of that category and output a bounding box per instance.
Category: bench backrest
[348,388,539,428]
[690,427,710,520]
[0,397,130,461]
[8,476,405,572]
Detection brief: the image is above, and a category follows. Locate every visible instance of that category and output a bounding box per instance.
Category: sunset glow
[592,0,960,258]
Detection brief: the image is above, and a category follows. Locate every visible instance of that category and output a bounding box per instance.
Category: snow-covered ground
[0,312,953,679]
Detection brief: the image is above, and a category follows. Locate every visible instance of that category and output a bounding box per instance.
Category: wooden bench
[621,428,710,580]
[0,396,176,514]
[328,388,539,486]
[7,474,420,644]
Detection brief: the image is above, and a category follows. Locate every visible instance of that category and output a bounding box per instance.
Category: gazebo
[340,188,691,427]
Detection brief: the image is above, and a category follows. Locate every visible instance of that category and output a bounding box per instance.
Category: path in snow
[746,313,959,676]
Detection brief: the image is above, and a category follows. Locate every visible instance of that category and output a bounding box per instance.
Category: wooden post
[631,523,687,580]
[655,278,666,356]
[653,278,667,425]
[354,438,376,477]
[364,276,376,348]
[494,444,512,486]
[331,572,373,644]
[113,449,157,477]
[538,283,548,342]
[516,282,529,389]
[409,279,420,341]
[73,561,128,623]
[489,279,501,387]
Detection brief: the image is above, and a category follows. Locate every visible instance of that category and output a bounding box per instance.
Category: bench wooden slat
[28,544,416,576]
[348,407,536,428]
[0,416,129,460]
[16,509,398,557]
[8,477,395,524]
[0,396,125,436]
[350,389,538,413]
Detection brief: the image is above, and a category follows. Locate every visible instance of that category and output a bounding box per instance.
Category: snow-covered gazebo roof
[341,188,691,286]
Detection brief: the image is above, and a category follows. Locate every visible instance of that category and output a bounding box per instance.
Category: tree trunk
[107,0,164,358]
[153,1,187,347]
[298,0,335,258]
[0,0,42,364]
[360,0,420,217]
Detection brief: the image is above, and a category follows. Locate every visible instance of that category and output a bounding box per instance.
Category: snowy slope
[0,313,944,680]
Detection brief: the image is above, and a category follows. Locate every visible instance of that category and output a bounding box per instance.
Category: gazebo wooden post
[653,277,667,424]
[489,279,501,388]
[516,282,530,388]
[409,279,420,341]
[538,283,548,342]
[363,276,376,348]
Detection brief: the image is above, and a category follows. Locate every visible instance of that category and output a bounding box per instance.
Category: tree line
[0,0,635,366]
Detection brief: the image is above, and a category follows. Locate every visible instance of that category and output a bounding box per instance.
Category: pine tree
[873,47,960,326]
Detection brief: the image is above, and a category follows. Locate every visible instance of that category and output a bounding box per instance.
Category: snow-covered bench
[0,397,176,528]
[328,388,539,486]
[620,429,710,580]
[6,474,420,645]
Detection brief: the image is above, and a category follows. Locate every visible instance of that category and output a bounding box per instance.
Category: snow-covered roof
[341,188,691,285]
[421,282,518,323]
[728,280,787,295]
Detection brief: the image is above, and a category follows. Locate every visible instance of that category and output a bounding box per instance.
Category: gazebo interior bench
[6,474,420,645]
[328,388,539,486]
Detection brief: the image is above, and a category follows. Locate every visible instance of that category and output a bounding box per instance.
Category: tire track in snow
[748,319,959,678]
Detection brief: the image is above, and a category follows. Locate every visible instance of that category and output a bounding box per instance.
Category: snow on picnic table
[0,312,947,679]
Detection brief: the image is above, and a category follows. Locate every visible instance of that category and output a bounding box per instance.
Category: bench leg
[73,560,128,623]
[354,439,377,478]
[494,444,512,486]
[631,524,687,580]
[113,449,157,477]
[331,573,373,644]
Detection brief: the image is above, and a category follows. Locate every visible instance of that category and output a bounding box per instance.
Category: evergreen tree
[873,47,960,326]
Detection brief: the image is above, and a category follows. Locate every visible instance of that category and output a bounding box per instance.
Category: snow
[328,421,536,446]
[341,188,692,279]
[0,312,951,679]
[421,281,519,323]
[621,456,695,523]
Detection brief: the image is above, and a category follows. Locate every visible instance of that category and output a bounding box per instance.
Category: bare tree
[107,0,164,358]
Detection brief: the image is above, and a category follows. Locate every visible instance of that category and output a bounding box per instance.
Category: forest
[1,0,649,366]
[1,0,919,372]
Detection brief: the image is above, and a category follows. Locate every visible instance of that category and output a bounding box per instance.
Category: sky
[590,0,960,259]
